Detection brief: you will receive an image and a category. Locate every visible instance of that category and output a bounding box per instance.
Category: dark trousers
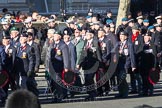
[52,73,67,99]
[26,77,39,96]
[117,69,128,97]
[84,73,96,97]
[130,71,142,93]
[141,73,153,95]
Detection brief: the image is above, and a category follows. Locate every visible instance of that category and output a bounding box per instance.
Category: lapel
[75,39,80,45]
[57,41,62,49]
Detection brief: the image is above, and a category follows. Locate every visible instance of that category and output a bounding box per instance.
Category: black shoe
[115,94,128,98]
[85,96,95,101]
[97,92,104,97]
[148,92,153,96]
[104,91,109,96]
[141,93,149,97]
[70,94,75,98]
[115,94,122,98]
[129,91,138,94]
[52,98,62,103]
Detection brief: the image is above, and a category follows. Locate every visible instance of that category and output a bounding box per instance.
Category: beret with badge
[10,27,18,33]
[127,19,134,23]
[155,15,162,20]
[120,31,128,36]
[154,23,162,27]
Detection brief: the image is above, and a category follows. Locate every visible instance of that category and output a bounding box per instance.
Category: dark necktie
[86,42,90,49]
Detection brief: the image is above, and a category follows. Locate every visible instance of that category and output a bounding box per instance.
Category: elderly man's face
[20,37,27,44]
[10,30,19,39]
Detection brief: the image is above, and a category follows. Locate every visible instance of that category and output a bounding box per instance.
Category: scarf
[132,32,139,43]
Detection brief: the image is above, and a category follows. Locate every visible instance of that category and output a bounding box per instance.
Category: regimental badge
[101,42,106,50]
[56,49,62,55]
[22,52,27,58]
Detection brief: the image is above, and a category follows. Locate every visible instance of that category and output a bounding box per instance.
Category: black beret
[86,29,94,34]
[144,32,152,37]
[21,32,28,37]
[120,31,128,36]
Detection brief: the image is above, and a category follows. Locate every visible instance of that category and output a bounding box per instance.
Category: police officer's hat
[87,9,93,16]
[154,23,162,27]
[1,19,10,25]
[127,19,134,23]
[155,15,162,20]
[120,31,128,36]
[4,14,11,19]
[136,16,143,20]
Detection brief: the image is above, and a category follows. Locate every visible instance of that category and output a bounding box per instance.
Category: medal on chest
[22,52,27,58]
[20,46,27,58]
[8,49,13,57]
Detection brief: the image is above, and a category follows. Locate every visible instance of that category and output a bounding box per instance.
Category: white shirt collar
[75,37,81,41]
[13,36,18,41]
[28,41,33,46]
[5,44,10,50]
[87,38,93,43]
[66,41,70,45]
[55,40,60,44]
[99,37,104,41]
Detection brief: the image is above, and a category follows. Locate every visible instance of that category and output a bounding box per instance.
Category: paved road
[1,65,161,108]
[37,65,162,108]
